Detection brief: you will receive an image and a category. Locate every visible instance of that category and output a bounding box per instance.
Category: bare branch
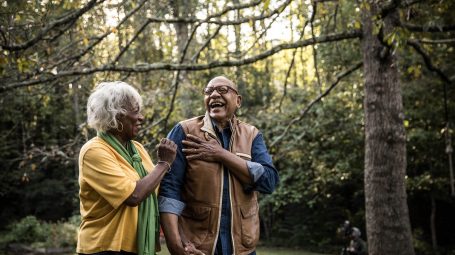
[418,38,455,44]
[114,19,152,63]
[0,30,361,92]
[402,23,455,32]
[310,1,322,92]
[239,13,282,58]
[407,39,451,84]
[270,61,363,147]
[206,0,264,19]
[278,17,310,111]
[191,25,222,62]
[1,0,103,51]
[278,47,298,111]
[50,0,148,69]
[145,0,292,26]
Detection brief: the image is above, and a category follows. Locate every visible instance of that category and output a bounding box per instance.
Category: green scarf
[99,132,158,255]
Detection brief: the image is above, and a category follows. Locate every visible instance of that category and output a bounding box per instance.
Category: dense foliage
[0,0,454,254]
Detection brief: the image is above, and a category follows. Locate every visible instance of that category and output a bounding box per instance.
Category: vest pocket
[181,205,212,246]
[240,202,260,248]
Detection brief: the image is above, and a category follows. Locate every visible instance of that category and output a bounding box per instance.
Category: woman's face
[118,101,144,141]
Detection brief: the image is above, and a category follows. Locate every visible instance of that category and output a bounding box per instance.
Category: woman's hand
[156,138,177,164]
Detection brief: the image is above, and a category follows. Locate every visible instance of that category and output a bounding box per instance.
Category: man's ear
[237,95,242,108]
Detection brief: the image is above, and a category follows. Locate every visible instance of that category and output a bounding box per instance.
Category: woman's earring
[117,122,124,132]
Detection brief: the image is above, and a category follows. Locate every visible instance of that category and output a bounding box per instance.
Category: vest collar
[201,112,238,138]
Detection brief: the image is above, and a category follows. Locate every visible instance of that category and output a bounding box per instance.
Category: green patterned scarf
[99,132,159,255]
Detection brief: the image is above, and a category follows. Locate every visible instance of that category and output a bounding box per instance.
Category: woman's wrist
[157,160,171,172]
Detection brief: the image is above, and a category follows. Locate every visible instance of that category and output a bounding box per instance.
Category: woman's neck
[108,131,128,148]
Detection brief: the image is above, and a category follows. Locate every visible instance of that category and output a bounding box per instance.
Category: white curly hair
[86,81,143,132]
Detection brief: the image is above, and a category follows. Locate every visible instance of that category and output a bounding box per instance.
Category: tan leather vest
[178,113,260,255]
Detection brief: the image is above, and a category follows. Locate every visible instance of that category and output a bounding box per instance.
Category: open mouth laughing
[209,101,225,110]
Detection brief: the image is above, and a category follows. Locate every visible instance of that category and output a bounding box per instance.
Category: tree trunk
[361,2,415,255]
[430,195,437,250]
[233,0,244,92]
[171,0,192,118]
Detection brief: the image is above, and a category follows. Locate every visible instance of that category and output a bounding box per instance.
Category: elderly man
[159,76,279,255]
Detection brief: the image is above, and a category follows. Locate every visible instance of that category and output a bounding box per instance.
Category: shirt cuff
[246,161,265,183]
[158,196,185,215]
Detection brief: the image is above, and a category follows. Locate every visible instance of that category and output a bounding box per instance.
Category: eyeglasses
[203,85,238,95]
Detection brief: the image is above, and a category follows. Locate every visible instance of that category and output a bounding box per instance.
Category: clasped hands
[182,134,224,162]
[183,241,205,255]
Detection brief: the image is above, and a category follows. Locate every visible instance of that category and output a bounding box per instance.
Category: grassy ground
[158,245,329,255]
[256,246,329,255]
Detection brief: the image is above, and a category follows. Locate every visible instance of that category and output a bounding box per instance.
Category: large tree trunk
[361,2,415,255]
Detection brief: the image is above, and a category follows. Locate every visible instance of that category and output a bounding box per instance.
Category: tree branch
[113,19,152,63]
[191,25,222,62]
[402,23,455,32]
[270,61,363,147]
[407,39,451,84]
[50,0,148,69]
[310,1,322,92]
[0,30,361,92]
[418,38,455,44]
[1,0,102,51]
[144,0,292,26]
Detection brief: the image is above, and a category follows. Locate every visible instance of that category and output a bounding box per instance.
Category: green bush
[8,216,49,243]
[45,215,80,248]
[0,215,80,251]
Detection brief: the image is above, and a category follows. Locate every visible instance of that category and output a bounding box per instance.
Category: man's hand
[182,134,224,162]
[183,241,205,255]
[156,138,177,164]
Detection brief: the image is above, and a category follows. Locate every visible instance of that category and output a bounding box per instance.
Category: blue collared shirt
[159,121,279,255]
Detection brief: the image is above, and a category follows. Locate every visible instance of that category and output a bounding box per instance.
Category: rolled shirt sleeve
[246,161,264,183]
[158,196,185,215]
[249,132,279,194]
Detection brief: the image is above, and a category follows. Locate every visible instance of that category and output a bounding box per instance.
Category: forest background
[0,0,454,254]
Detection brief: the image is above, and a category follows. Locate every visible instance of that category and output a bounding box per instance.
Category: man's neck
[212,119,231,132]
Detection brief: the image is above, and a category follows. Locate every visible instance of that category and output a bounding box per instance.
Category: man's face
[204,78,241,127]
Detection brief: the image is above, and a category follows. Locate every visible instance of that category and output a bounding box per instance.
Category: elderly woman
[77,81,176,255]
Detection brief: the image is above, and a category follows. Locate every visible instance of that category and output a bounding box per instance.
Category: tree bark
[361,1,415,255]
[430,195,437,249]
[171,0,193,118]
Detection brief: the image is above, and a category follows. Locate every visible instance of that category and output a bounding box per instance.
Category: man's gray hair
[87,81,142,132]
[207,76,237,90]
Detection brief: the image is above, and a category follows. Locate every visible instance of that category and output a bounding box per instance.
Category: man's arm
[160,213,184,254]
[247,132,279,194]
[159,124,187,254]
[182,132,279,193]
[158,124,204,255]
